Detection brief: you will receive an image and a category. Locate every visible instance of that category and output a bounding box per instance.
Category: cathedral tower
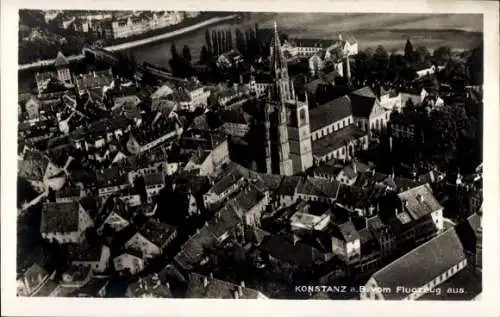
[264,22,293,176]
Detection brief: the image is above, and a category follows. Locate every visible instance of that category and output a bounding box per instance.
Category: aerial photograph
[17,10,483,300]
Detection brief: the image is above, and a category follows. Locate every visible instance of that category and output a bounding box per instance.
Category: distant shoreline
[18,14,238,71]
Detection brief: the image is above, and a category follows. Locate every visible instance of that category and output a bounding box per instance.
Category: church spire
[270,22,292,103]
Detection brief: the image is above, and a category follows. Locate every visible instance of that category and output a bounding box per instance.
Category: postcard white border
[2,1,499,317]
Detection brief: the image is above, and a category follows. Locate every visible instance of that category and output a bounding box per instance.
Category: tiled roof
[78,196,103,220]
[18,151,50,181]
[22,263,49,293]
[349,86,378,118]
[232,185,265,215]
[417,266,481,300]
[306,78,332,94]
[398,184,442,220]
[208,168,245,195]
[138,218,176,248]
[75,69,113,91]
[276,176,302,196]
[175,202,241,270]
[62,264,92,284]
[258,233,324,267]
[66,243,103,262]
[371,228,467,300]
[208,202,242,240]
[354,171,388,188]
[127,274,172,298]
[337,185,386,210]
[95,166,129,188]
[454,213,481,254]
[312,124,366,157]
[112,95,141,119]
[297,177,341,199]
[186,273,262,299]
[174,226,216,270]
[32,279,59,297]
[309,95,352,132]
[131,117,181,147]
[144,173,165,187]
[40,201,80,234]
[332,220,360,242]
[74,277,109,297]
[219,108,250,125]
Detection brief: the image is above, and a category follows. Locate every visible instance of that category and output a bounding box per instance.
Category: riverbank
[18,14,238,71]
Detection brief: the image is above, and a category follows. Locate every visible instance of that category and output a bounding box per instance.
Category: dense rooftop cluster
[17,17,483,301]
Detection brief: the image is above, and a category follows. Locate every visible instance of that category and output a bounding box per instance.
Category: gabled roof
[40,201,80,234]
[349,86,378,118]
[312,124,366,157]
[296,177,341,199]
[371,228,467,300]
[74,277,109,297]
[186,273,262,299]
[232,185,266,216]
[258,233,324,267]
[127,274,172,298]
[137,218,177,248]
[54,51,69,67]
[331,220,360,243]
[398,184,443,220]
[67,243,104,263]
[18,151,50,181]
[309,95,352,132]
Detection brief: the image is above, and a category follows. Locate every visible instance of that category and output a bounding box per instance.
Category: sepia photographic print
[2,0,500,316]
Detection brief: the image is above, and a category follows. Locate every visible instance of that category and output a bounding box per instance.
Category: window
[341,148,345,155]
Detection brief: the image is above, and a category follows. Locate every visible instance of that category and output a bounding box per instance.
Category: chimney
[93,71,96,78]
[240,281,245,288]
[416,194,424,203]
[234,290,239,299]
[203,277,208,288]
[338,33,342,41]
[353,161,357,175]
[209,272,214,280]
[238,285,244,297]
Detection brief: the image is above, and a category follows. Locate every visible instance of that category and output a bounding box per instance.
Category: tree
[200,45,212,65]
[212,30,219,56]
[171,42,180,60]
[182,45,192,64]
[205,29,212,53]
[218,31,225,54]
[415,46,431,64]
[404,38,414,61]
[226,30,233,51]
[467,44,483,85]
[235,28,246,55]
[433,46,452,64]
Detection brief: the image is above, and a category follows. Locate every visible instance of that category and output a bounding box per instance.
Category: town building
[40,201,94,244]
[125,218,177,259]
[185,273,267,299]
[113,250,145,275]
[126,273,173,298]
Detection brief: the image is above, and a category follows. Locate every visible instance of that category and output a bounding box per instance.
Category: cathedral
[262,22,313,176]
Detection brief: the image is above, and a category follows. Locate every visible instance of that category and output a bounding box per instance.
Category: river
[19,12,482,91]
[125,12,482,68]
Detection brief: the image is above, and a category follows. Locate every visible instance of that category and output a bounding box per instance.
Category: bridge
[82,46,120,65]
